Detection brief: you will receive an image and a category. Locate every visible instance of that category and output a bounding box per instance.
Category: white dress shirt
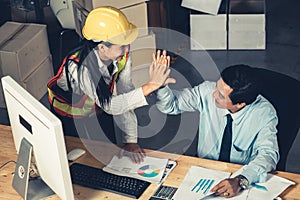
[156,81,280,184]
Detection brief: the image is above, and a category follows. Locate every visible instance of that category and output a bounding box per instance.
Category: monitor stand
[12,138,55,200]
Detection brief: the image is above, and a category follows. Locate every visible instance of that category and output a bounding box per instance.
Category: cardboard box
[121,2,149,37]
[131,33,156,88]
[190,14,226,50]
[0,22,50,81]
[21,55,54,101]
[73,2,149,38]
[181,0,222,15]
[131,33,156,68]
[228,14,265,49]
[75,0,148,12]
[0,56,53,108]
[131,65,149,88]
[229,0,265,49]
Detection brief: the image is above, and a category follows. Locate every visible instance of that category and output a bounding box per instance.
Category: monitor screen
[1,76,74,200]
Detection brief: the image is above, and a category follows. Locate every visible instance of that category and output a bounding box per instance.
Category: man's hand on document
[210,177,242,198]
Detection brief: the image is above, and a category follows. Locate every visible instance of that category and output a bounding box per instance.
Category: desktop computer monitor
[1,76,74,200]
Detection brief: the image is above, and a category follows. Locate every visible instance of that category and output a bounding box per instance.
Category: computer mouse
[67,148,86,161]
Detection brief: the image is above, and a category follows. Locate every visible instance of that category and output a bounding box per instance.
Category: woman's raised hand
[141,50,176,96]
[149,50,176,86]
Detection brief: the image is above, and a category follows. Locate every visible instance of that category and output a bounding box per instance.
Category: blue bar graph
[251,183,268,191]
[204,180,215,194]
[191,179,203,192]
[191,178,215,194]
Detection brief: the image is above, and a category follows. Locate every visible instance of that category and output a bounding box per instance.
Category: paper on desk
[246,173,295,200]
[228,167,296,200]
[172,166,231,200]
[204,167,296,200]
[103,155,169,184]
[173,165,295,200]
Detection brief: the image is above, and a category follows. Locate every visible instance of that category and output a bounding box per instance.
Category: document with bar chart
[173,166,296,200]
[172,166,231,200]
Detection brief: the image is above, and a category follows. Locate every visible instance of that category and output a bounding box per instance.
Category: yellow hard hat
[82,6,138,45]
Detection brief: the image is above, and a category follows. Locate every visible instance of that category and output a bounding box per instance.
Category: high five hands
[142,50,176,96]
[150,50,176,87]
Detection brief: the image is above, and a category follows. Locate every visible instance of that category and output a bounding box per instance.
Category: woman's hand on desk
[210,177,241,198]
[118,143,146,164]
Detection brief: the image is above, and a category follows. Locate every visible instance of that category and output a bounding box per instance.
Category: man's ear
[236,102,246,109]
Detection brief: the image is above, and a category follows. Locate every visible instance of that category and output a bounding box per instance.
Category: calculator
[150,185,178,200]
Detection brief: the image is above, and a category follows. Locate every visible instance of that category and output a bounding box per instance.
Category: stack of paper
[103,155,176,184]
[173,166,295,200]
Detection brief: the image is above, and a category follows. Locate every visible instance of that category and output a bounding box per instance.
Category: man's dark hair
[221,64,260,105]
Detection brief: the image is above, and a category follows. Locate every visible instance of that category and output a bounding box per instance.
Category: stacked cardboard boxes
[131,34,156,69]
[183,0,265,50]
[0,22,53,108]
[131,34,156,87]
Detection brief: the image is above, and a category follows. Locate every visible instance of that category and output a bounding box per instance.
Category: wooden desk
[1,124,300,200]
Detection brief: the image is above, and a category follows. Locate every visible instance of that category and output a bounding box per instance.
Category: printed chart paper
[246,173,295,200]
[173,166,231,200]
[103,155,169,184]
[174,165,295,200]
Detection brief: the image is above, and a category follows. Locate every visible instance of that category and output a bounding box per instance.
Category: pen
[200,192,217,200]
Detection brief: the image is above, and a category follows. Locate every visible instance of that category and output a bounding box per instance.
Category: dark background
[0,0,299,173]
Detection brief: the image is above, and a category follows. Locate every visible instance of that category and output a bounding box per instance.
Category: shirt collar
[229,95,262,125]
[93,50,119,79]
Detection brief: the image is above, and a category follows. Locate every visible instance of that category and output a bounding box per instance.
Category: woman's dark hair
[65,39,113,107]
[221,64,260,105]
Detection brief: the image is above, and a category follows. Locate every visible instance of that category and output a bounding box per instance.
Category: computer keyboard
[69,163,151,199]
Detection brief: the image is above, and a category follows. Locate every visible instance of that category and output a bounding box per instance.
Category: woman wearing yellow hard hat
[48,6,175,163]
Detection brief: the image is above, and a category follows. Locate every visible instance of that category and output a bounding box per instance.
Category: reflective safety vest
[48,51,128,118]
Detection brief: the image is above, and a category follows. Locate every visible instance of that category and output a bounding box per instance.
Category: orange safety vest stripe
[48,89,95,118]
[48,51,128,118]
